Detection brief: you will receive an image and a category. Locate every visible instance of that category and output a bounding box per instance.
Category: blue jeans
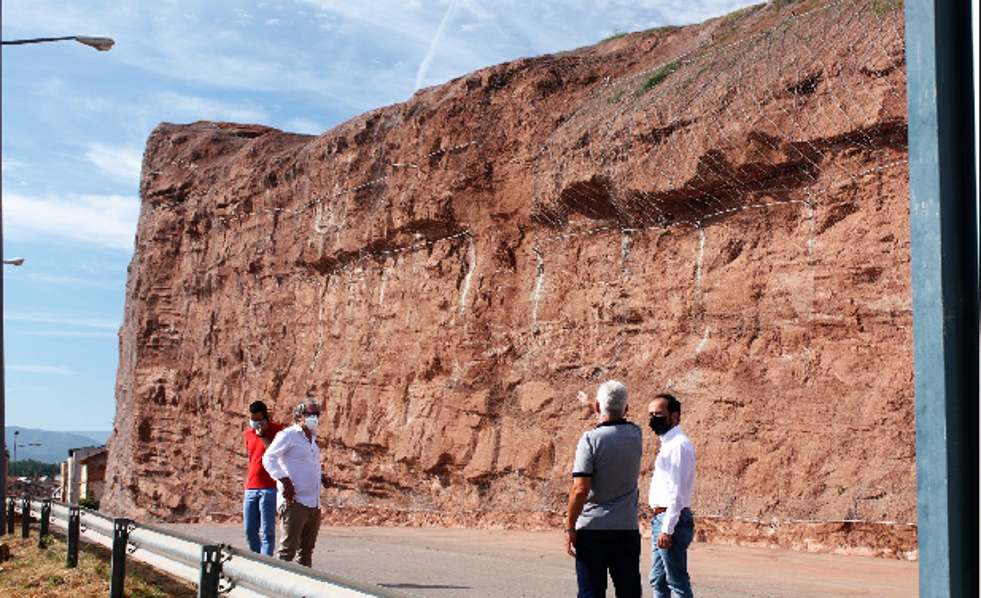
[650,508,694,598]
[243,488,277,556]
[575,529,642,598]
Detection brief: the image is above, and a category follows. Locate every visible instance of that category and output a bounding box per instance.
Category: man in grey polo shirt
[564,380,643,598]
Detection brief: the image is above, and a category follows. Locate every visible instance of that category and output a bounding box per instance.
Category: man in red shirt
[244,401,284,555]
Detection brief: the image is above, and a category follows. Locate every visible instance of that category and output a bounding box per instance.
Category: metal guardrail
[9,497,414,598]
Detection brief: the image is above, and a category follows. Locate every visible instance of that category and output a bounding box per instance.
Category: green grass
[643,25,680,34]
[871,0,903,15]
[601,28,628,42]
[638,60,681,94]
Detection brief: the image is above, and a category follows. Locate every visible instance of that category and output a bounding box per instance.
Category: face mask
[649,415,671,436]
[249,420,263,430]
[303,415,319,430]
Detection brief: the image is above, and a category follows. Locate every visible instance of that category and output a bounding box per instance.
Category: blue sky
[4,1,975,433]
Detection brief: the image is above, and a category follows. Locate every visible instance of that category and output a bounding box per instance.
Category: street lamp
[2,259,24,266]
[1,36,115,51]
[1,34,112,537]
[13,440,42,463]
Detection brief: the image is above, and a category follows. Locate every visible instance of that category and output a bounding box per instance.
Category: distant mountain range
[4,427,111,465]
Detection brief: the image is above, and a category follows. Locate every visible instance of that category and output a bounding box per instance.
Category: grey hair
[293,397,319,419]
[596,380,628,417]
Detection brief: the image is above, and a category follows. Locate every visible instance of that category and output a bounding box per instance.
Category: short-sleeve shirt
[572,419,643,530]
[244,422,284,489]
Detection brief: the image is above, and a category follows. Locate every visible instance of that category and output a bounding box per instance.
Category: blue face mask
[250,419,263,430]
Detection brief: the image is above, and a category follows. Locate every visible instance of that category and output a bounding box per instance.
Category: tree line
[8,459,60,478]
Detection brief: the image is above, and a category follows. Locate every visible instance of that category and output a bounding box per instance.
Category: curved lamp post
[1,34,112,536]
[13,442,42,463]
[1,36,115,51]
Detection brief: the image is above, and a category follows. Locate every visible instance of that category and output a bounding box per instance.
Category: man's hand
[564,530,577,557]
[281,478,296,503]
[657,532,673,549]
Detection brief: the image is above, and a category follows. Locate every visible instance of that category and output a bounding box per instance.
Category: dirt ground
[168,524,918,597]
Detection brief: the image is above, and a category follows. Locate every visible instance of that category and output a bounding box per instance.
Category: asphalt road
[167,524,918,598]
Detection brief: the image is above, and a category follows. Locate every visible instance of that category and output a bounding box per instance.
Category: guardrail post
[20,498,30,538]
[38,500,51,549]
[5,498,13,534]
[66,506,80,568]
[110,518,131,598]
[199,545,223,598]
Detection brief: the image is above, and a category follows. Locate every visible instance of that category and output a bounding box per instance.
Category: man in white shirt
[647,393,696,598]
[262,397,333,567]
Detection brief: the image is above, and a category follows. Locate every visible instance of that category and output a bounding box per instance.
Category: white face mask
[303,415,319,430]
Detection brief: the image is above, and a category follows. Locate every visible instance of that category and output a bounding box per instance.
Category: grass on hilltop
[0,531,195,597]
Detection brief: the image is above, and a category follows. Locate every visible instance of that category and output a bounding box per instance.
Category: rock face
[105,0,915,557]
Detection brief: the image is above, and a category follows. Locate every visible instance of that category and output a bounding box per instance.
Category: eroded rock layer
[105,0,914,557]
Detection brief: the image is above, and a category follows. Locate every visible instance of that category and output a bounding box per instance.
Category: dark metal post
[20,498,29,538]
[110,518,131,598]
[5,498,13,534]
[199,545,223,598]
[905,1,980,597]
[66,506,80,568]
[1,177,6,537]
[38,500,50,549]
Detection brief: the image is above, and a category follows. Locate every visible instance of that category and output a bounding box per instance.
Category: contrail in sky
[415,0,460,90]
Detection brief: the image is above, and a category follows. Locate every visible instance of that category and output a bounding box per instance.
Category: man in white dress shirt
[262,397,333,566]
[647,393,696,598]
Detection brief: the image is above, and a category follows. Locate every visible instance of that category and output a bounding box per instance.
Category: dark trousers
[575,529,642,598]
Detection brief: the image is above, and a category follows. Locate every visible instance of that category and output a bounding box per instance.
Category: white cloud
[282,117,325,135]
[86,143,144,185]
[4,312,121,329]
[24,272,125,291]
[3,191,139,251]
[1,156,28,172]
[154,92,268,123]
[21,331,118,339]
[6,365,73,375]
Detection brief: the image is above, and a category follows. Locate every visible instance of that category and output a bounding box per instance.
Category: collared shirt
[648,424,696,535]
[572,419,643,530]
[244,421,284,489]
[261,424,322,509]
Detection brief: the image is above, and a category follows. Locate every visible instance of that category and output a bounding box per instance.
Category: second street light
[1,33,113,536]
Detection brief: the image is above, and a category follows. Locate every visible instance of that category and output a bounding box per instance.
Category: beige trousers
[277,501,322,567]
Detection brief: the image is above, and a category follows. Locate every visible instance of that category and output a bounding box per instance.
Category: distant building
[61,445,107,506]
[7,474,60,500]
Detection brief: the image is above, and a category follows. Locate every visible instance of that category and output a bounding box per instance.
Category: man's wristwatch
[564,528,575,534]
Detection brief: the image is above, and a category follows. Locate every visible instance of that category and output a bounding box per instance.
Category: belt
[652,507,667,515]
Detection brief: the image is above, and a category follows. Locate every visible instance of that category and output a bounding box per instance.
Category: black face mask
[649,415,671,436]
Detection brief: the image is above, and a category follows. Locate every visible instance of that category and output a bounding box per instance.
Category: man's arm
[658,443,693,548]
[564,476,591,557]
[261,430,295,500]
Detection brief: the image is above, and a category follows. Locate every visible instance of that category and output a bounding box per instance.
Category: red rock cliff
[105,0,914,557]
